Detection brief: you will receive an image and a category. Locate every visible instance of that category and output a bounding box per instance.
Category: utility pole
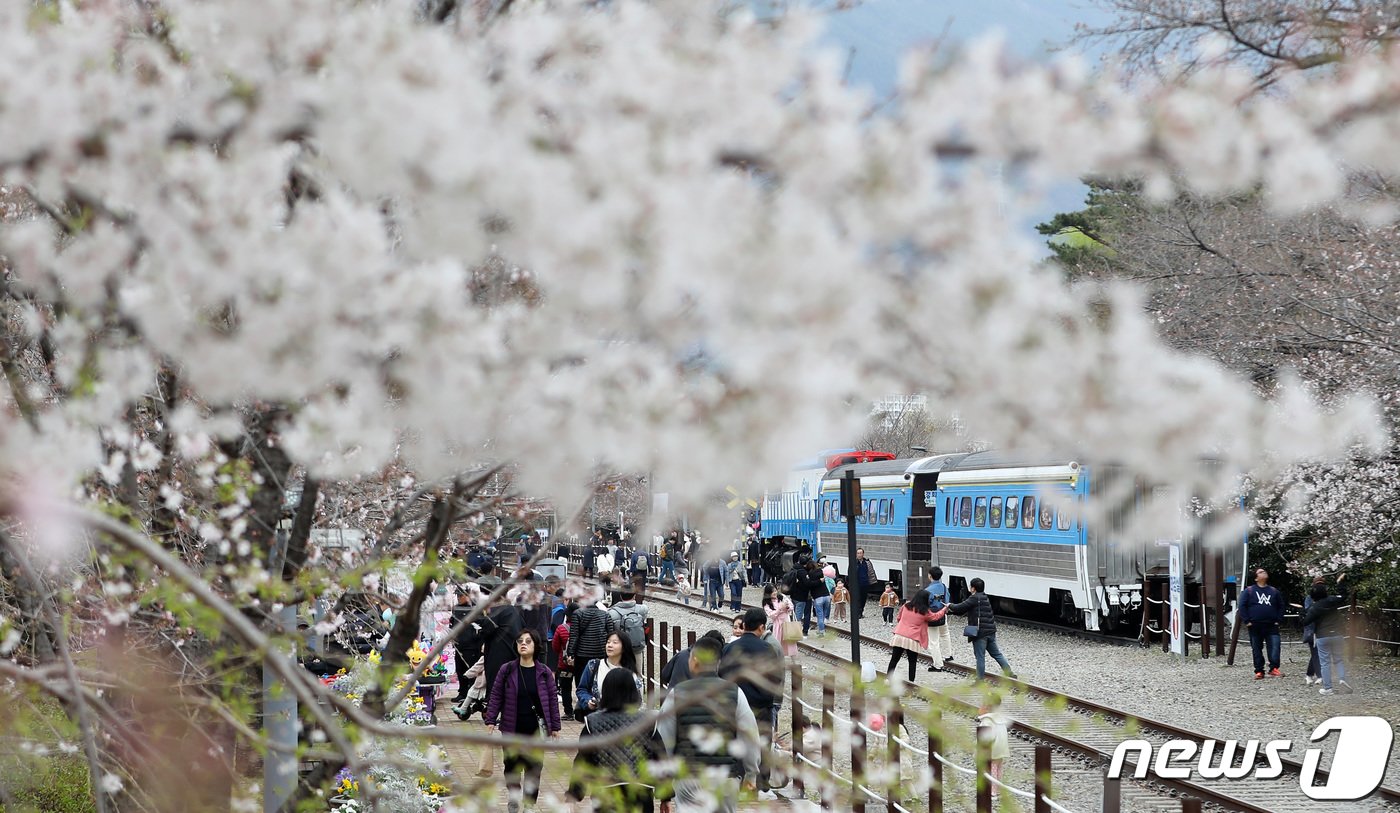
[843,469,862,667]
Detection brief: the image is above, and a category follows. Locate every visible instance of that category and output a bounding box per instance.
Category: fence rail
[642,617,1218,813]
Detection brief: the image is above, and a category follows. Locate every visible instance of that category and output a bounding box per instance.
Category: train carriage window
[989,497,1003,528]
[1057,503,1071,531]
[880,499,891,525]
[1039,501,1054,530]
[823,499,832,523]
[974,496,987,527]
[886,499,895,525]
[959,496,973,526]
[1021,496,1037,529]
[1005,496,1019,528]
[945,498,952,525]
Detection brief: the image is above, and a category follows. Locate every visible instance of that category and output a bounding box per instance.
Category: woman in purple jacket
[485,628,562,813]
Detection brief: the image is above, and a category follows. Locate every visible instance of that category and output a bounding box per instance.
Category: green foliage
[1036,181,1130,272]
[0,696,95,813]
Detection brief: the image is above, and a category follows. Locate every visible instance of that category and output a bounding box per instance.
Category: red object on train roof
[824,450,896,469]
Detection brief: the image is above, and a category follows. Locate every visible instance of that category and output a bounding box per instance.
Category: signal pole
[843,469,862,667]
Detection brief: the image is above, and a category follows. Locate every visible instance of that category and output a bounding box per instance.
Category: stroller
[451,656,488,721]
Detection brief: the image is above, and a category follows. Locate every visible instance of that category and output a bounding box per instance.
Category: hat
[730,552,739,559]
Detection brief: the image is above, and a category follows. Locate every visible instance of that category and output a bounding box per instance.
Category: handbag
[962,624,980,639]
[781,618,803,643]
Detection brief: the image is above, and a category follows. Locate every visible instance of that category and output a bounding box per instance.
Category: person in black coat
[804,561,831,635]
[1301,575,1352,695]
[946,577,1016,681]
[482,600,525,693]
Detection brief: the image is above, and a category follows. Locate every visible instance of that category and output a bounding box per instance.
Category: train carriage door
[908,474,937,582]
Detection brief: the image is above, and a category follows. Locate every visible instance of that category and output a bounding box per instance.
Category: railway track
[643,592,1400,813]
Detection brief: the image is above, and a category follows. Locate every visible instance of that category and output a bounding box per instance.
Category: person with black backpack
[629,546,651,592]
[608,591,649,658]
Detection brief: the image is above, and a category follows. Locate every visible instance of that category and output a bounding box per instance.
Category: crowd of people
[1243,567,1356,696]
[448,561,785,813]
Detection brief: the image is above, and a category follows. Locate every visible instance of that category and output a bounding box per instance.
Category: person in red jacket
[551,604,575,719]
[485,629,562,813]
[886,590,947,683]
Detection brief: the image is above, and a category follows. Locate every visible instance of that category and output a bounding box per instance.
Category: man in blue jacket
[1239,568,1286,679]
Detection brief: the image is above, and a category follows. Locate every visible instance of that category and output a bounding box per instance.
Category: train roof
[822,451,1093,484]
[943,451,1083,472]
[823,457,917,480]
[904,453,974,474]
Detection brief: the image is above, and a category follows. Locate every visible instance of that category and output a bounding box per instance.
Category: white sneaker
[1338,680,1354,694]
[1319,687,1334,696]
[1303,675,1315,685]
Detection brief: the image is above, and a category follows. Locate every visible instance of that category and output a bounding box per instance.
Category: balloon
[868,713,885,732]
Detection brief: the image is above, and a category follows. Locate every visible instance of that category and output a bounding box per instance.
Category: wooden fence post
[791,664,805,799]
[1212,550,1226,656]
[928,706,942,813]
[887,706,902,813]
[687,629,697,649]
[975,720,991,813]
[672,625,682,666]
[645,627,655,698]
[822,674,835,811]
[1102,763,1122,813]
[852,684,866,813]
[1181,798,1202,813]
[1033,745,1050,813]
[1160,580,1170,653]
[658,621,669,678]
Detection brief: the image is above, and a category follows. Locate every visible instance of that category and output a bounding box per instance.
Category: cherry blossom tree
[2,0,1399,809]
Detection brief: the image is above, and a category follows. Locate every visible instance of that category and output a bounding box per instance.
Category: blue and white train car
[933,452,1244,631]
[810,450,1245,632]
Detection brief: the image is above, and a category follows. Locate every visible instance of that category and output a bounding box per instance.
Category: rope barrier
[794,697,822,714]
[856,721,888,739]
[1041,793,1079,813]
[890,734,929,756]
[985,772,1035,800]
[932,752,978,777]
[795,751,853,786]
[857,784,888,803]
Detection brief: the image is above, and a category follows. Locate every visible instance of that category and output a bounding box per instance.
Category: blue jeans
[1316,636,1346,689]
[811,596,831,633]
[971,634,1013,679]
[661,560,675,581]
[1248,625,1281,672]
[729,580,744,610]
[707,579,723,608]
[794,601,809,633]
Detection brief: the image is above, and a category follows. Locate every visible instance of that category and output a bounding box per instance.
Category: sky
[820,0,1118,241]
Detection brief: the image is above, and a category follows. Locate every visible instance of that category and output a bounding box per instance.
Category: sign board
[652,492,669,516]
[923,490,937,507]
[1168,540,1185,656]
[311,528,365,552]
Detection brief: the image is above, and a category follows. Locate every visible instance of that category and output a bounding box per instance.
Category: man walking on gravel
[852,548,876,620]
[1240,568,1286,679]
[725,552,746,612]
[946,577,1016,681]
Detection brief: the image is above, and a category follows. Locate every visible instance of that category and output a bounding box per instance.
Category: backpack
[611,605,647,651]
[660,543,671,560]
[928,581,948,612]
[548,603,567,640]
[632,552,649,571]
